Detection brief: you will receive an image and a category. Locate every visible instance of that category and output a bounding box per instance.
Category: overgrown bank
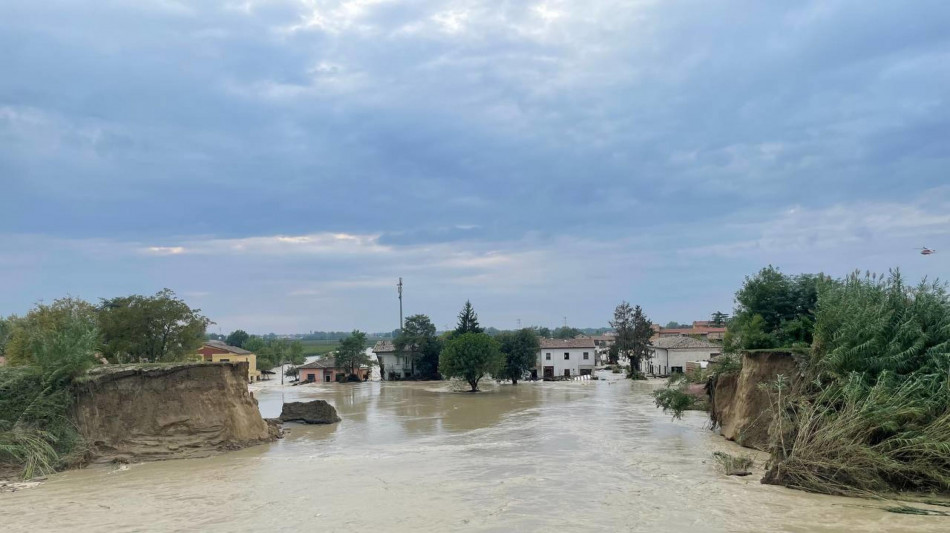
[762,272,950,496]
[703,268,950,497]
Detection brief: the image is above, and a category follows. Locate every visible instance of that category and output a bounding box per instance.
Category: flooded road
[1,376,945,532]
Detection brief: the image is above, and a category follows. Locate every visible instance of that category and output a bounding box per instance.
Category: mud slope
[73,363,276,463]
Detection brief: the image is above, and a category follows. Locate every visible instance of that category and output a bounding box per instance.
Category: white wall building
[537,338,597,379]
[648,337,722,376]
[372,340,414,380]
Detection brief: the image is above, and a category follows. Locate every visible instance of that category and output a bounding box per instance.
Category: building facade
[197,340,261,382]
[372,340,414,380]
[298,356,370,383]
[537,338,597,379]
[647,336,721,376]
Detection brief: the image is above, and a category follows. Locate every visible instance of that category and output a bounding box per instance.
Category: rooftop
[652,336,722,350]
[298,356,338,370]
[373,340,396,353]
[204,340,252,355]
[539,338,597,349]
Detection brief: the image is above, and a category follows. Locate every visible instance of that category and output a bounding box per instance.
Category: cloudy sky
[2,1,948,334]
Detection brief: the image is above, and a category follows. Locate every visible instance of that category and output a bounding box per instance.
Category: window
[583,352,589,360]
[564,369,571,377]
[545,352,551,360]
[220,358,230,362]
[564,352,570,360]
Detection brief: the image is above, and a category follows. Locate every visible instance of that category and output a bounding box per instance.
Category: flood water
[1,375,946,532]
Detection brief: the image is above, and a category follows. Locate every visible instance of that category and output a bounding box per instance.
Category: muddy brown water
[1,375,946,532]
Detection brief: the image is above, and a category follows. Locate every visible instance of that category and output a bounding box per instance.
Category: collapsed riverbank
[1,362,279,480]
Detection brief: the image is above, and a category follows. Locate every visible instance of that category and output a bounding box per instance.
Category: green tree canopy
[610,302,634,365]
[629,305,653,378]
[335,330,370,378]
[395,314,442,378]
[454,300,484,335]
[4,297,100,366]
[552,326,582,339]
[288,340,306,366]
[710,311,729,327]
[225,329,249,348]
[439,332,503,392]
[99,289,211,363]
[496,328,540,385]
[724,266,830,352]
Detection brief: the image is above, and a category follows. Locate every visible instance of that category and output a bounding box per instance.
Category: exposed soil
[710,352,798,450]
[71,363,278,464]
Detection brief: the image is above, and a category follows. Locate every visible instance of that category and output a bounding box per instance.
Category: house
[197,340,261,382]
[536,338,597,379]
[590,333,617,348]
[647,336,722,376]
[373,340,414,380]
[298,356,370,383]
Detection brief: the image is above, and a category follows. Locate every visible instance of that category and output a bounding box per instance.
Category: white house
[537,338,597,379]
[372,340,414,380]
[647,336,722,376]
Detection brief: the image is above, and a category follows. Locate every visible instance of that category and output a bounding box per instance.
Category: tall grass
[765,271,950,495]
[0,308,99,479]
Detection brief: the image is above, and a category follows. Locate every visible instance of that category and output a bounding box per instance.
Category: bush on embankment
[763,271,950,496]
[0,308,99,479]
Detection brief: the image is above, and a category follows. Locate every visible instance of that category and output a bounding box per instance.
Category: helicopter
[919,247,936,256]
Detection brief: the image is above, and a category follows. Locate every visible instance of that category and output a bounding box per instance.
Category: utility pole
[517,318,522,329]
[397,277,404,331]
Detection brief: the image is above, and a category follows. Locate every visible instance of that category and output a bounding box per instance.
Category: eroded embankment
[72,363,277,464]
[710,352,797,450]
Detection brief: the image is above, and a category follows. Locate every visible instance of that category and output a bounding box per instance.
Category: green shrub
[764,271,950,495]
[0,308,99,479]
[653,386,697,420]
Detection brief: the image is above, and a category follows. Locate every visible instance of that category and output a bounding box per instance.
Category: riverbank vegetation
[0,306,100,479]
[762,271,950,496]
[1,291,210,479]
[717,267,950,497]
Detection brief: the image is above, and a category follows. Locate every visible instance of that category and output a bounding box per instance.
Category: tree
[288,340,306,365]
[439,333,503,392]
[335,330,369,378]
[610,302,634,367]
[0,315,13,357]
[664,321,688,329]
[496,328,540,384]
[99,289,211,363]
[725,266,829,352]
[553,326,582,339]
[395,314,442,379]
[454,300,484,335]
[628,305,653,378]
[536,326,552,338]
[710,312,729,328]
[226,330,249,348]
[244,335,266,353]
[4,297,100,366]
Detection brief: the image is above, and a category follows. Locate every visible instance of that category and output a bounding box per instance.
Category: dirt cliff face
[711,352,798,450]
[72,363,276,464]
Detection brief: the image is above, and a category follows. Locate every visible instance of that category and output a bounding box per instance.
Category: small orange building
[298,356,369,383]
[197,340,261,382]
